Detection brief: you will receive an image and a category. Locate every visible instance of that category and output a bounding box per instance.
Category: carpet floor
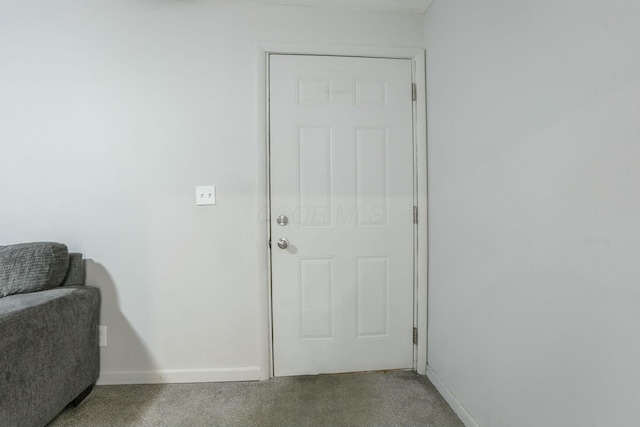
[48,371,463,427]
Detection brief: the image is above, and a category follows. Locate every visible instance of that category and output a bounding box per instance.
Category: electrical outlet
[196,186,216,206]
[98,325,107,347]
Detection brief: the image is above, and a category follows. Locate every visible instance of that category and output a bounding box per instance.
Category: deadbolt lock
[277,215,289,226]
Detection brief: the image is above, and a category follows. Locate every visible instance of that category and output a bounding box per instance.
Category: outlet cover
[196,186,216,206]
[98,325,107,347]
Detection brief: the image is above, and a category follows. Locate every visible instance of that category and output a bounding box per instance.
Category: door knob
[277,238,289,249]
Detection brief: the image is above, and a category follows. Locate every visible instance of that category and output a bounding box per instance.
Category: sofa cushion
[0,242,69,298]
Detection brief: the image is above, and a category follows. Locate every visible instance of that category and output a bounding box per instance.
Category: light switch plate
[196,186,216,206]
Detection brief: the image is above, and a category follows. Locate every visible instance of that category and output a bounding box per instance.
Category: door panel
[270,55,414,376]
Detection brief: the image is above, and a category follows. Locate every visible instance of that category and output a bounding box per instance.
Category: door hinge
[413,327,418,345]
[413,206,418,224]
[268,239,272,249]
[411,83,417,101]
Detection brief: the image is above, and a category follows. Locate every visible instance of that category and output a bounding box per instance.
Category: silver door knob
[277,238,289,249]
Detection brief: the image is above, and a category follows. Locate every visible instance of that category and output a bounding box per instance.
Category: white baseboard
[97,367,261,385]
[426,365,480,427]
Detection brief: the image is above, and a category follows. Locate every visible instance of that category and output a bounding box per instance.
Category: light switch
[196,186,216,206]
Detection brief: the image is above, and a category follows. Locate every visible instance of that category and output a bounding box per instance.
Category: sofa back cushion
[0,243,69,298]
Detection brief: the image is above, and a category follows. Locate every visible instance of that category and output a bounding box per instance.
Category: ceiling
[219,0,435,14]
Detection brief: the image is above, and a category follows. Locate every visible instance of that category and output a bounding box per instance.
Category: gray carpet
[48,371,463,427]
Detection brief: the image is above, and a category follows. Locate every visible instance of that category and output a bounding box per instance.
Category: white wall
[425,1,640,426]
[0,0,424,384]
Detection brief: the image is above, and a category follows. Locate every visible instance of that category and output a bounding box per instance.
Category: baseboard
[426,365,480,427]
[97,367,261,385]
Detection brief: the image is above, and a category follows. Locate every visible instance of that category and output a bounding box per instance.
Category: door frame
[256,43,427,379]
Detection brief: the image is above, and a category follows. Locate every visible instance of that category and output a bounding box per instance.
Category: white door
[270,54,415,377]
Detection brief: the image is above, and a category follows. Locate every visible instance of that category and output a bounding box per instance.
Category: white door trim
[256,43,428,379]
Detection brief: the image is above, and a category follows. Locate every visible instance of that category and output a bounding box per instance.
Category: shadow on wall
[84,260,157,385]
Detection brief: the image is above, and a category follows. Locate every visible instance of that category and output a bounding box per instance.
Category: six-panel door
[270,55,415,376]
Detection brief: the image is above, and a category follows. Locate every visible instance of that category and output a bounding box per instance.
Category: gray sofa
[0,242,100,427]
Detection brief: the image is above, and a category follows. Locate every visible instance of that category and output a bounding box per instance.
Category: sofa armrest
[60,253,84,287]
[0,286,100,427]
